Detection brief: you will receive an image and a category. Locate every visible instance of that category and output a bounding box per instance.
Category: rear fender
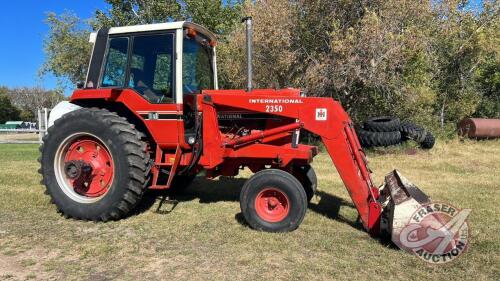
[48,101,82,128]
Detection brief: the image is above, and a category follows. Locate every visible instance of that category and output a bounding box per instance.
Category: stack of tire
[356,117,435,149]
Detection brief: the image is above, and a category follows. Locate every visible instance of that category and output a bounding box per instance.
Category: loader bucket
[379,170,431,247]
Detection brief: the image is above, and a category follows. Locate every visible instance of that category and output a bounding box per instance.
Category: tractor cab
[76,22,218,147]
[85,21,218,104]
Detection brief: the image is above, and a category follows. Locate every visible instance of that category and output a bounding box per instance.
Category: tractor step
[155,196,179,214]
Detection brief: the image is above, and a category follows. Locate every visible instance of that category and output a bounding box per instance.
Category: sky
[0,1,107,91]
[0,0,485,93]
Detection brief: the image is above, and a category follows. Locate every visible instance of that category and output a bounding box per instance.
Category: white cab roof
[90,21,216,43]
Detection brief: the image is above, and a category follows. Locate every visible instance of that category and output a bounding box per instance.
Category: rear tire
[399,121,427,143]
[399,121,435,149]
[363,116,400,132]
[240,169,307,232]
[39,108,150,221]
[420,132,436,149]
[356,128,402,148]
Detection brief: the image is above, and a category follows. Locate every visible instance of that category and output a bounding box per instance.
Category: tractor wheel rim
[54,133,114,203]
[255,187,290,223]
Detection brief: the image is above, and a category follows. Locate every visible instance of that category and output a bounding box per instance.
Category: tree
[298,0,439,122]
[218,1,301,89]
[7,87,65,121]
[182,0,243,36]
[0,88,20,124]
[93,0,182,28]
[473,0,500,118]
[219,0,439,122]
[431,1,483,128]
[92,0,242,33]
[40,12,93,88]
[218,0,499,132]
[19,109,35,122]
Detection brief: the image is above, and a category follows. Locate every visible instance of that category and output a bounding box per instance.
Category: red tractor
[40,19,431,241]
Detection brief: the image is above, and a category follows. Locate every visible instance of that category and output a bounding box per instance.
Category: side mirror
[76,81,84,89]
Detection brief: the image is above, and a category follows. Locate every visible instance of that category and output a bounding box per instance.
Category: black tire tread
[399,121,427,143]
[240,169,308,232]
[363,116,401,132]
[39,108,151,222]
[420,132,436,149]
[356,128,402,148]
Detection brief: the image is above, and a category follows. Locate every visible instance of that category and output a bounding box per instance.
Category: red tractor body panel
[71,89,187,148]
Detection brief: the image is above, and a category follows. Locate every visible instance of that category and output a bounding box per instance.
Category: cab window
[182,36,214,94]
[129,33,175,103]
[101,37,129,87]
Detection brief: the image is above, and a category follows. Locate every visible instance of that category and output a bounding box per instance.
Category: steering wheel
[183,84,196,94]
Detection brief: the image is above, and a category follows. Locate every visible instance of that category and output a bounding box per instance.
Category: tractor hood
[203,88,303,98]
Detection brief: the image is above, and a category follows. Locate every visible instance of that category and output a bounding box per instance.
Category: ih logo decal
[316,108,327,121]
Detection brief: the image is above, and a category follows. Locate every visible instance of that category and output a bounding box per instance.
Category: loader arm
[204,92,382,234]
[296,98,382,233]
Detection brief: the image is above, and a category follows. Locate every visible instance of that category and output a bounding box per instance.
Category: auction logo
[397,202,471,264]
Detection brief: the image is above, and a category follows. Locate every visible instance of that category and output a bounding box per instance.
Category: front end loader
[40,19,433,244]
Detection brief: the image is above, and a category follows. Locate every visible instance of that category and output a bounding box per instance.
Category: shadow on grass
[133,177,245,216]
[133,177,367,233]
[308,191,365,232]
[180,176,246,203]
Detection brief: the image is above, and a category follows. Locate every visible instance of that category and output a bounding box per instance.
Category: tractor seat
[129,68,172,103]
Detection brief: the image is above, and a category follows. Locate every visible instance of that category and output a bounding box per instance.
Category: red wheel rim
[254,188,290,223]
[63,137,114,198]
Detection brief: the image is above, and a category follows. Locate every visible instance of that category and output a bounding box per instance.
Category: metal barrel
[458,118,500,138]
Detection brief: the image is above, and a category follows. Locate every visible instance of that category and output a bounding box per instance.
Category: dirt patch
[0,248,60,281]
[0,133,39,142]
[0,254,26,280]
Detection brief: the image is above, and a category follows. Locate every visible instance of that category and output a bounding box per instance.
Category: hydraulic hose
[179,114,203,175]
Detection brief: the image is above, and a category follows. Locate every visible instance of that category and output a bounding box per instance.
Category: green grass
[0,140,499,280]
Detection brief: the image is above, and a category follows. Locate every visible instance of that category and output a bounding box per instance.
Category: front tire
[240,169,308,232]
[39,108,150,221]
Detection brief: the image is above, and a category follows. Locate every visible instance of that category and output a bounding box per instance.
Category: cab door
[99,32,182,147]
[127,32,181,147]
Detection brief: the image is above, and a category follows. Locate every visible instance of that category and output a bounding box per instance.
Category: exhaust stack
[242,17,253,92]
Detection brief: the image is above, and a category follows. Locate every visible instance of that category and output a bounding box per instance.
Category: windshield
[182,36,214,94]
